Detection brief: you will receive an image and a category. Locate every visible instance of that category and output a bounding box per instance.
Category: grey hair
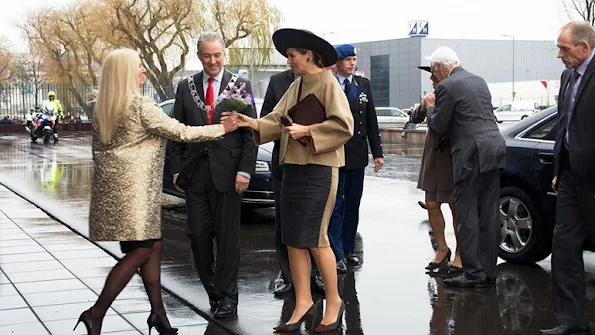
[428,46,460,70]
[197,32,225,53]
[560,21,595,49]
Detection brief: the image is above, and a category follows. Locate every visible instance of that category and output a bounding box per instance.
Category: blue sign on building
[408,20,429,37]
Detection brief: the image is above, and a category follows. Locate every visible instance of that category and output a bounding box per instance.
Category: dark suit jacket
[343,75,383,170]
[427,67,505,183]
[554,61,595,186]
[170,70,257,192]
[260,69,295,178]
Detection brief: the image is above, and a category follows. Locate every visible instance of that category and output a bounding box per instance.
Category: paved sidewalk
[0,185,225,335]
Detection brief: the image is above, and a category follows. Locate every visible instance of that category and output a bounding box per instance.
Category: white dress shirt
[202,68,225,101]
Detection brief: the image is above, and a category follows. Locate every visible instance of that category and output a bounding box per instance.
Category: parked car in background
[159,99,275,207]
[375,107,410,129]
[498,106,594,264]
[494,101,540,123]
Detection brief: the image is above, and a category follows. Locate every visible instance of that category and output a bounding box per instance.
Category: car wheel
[498,186,551,264]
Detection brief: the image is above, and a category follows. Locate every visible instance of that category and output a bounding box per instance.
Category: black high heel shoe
[425,248,451,271]
[147,311,178,335]
[73,308,92,335]
[273,303,316,332]
[314,301,345,333]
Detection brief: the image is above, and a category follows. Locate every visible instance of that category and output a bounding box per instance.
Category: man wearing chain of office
[328,44,384,272]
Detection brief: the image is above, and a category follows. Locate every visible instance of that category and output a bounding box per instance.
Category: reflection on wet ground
[3,133,595,334]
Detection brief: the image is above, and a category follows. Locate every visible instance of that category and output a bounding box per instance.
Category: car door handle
[538,152,555,164]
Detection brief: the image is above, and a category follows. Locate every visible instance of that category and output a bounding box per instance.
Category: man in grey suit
[424,46,505,288]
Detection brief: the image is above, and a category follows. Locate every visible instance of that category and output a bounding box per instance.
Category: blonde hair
[95,48,141,144]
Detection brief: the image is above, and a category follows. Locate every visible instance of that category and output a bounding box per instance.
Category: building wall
[353,37,564,109]
[353,37,423,109]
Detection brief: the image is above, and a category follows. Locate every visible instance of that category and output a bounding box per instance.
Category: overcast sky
[2,0,575,52]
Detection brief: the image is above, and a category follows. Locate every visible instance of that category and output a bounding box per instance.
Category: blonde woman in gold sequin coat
[74,49,239,335]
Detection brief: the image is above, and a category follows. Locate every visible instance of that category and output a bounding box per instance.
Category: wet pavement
[2,132,595,334]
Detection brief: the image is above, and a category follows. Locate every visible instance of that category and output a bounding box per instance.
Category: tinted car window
[523,116,557,141]
[161,102,174,116]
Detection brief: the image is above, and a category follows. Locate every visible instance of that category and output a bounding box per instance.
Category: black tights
[90,241,171,335]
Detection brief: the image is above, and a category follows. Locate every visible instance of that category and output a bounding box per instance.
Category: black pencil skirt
[280,164,338,248]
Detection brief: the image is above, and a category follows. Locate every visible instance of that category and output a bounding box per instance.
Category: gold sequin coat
[89,96,225,241]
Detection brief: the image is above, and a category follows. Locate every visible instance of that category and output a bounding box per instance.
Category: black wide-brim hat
[272,28,338,67]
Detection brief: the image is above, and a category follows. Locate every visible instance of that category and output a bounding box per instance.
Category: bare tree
[98,0,204,101]
[563,0,595,25]
[21,0,282,103]
[12,52,48,110]
[0,44,15,114]
[21,1,107,115]
[212,0,282,79]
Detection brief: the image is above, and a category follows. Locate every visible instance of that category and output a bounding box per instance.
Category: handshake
[220,112,241,133]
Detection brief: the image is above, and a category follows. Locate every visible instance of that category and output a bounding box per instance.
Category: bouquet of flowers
[219,82,253,113]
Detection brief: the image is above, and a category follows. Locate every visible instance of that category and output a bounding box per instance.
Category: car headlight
[255,160,270,173]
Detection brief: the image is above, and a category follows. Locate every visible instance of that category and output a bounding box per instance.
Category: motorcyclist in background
[42,91,63,142]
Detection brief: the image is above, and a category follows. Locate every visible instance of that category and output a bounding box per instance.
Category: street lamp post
[501,34,515,101]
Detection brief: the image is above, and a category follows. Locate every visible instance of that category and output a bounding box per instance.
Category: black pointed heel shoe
[273,303,316,332]
[314,301,345,333]
[425,248,451,270]
[73,308,92,335]
[147,311,178,335]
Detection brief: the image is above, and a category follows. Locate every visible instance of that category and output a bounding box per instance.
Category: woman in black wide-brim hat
[222,28,354,332]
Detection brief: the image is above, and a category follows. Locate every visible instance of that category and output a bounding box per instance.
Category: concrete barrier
[379,128,426,157]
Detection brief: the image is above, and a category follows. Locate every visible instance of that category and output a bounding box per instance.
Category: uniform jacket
[554,60,595,186]
[260,69,295,178]
[170,70,258,192]
[411,105,453,194]
[342,75,383,170]
[89,96,224,241]
[254,70,354,168]
[427,67,505,183]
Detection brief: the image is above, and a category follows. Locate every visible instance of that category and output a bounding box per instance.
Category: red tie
[205,77,215,124]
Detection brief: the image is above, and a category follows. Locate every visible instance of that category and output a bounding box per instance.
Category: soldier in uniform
[328,44,384,272]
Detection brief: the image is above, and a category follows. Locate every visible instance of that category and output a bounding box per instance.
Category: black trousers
[185,158,242,306]
[273,172,292,283]
[453,153,501,280]
[552,162,595,326]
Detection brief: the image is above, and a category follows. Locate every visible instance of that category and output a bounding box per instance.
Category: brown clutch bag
[284,81,327,147]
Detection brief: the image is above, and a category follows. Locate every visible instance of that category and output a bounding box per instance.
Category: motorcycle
[25,106,57,145]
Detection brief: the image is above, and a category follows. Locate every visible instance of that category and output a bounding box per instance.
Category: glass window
[376,109,389,116]
[498,104,511,112]
[371,55,390,107]
[161,102,174,116]
[523,116,557,140]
